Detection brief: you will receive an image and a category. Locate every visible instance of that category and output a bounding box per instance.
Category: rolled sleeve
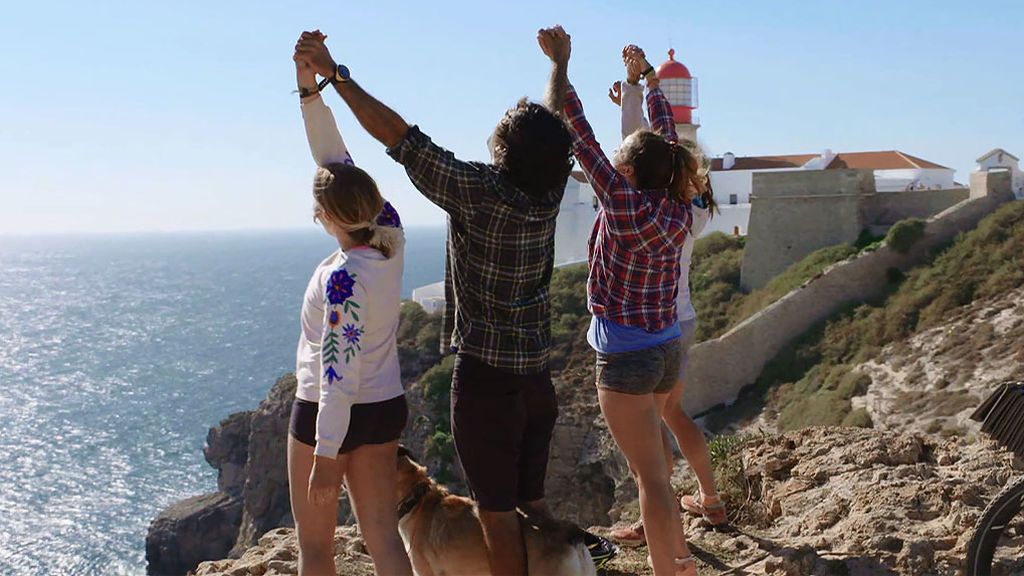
[387,125,483,222]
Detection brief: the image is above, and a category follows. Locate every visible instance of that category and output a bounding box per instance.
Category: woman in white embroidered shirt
[289,34,412,576]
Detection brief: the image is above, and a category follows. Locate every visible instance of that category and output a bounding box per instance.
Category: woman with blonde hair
[288,33,412,576]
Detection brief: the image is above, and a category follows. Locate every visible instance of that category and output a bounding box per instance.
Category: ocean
[0,228,447,575]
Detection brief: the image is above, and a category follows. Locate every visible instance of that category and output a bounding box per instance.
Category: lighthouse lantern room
[656,48,699,142]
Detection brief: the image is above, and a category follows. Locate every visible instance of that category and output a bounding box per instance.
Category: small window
[729,194,738,205]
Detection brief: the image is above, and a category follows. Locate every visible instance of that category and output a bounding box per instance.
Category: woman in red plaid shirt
[542,29,707,576]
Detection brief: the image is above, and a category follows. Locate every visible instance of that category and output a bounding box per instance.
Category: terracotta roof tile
[710,154,818,171]
[711,150,949,172]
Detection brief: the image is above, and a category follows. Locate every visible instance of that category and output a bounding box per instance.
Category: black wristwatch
[330,64,351,84]
[313,64,351,92]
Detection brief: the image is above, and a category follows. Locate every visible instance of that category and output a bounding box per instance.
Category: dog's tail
[568,539,599,576]
[521,516,597,575]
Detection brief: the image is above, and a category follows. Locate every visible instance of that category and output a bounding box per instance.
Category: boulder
[145,492,242,576]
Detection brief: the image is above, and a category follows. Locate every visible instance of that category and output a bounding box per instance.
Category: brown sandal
[680,493,727,526]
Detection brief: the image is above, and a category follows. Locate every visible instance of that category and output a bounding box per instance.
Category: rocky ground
[854,287,1024,439]
[154,281,1024,576]
[190,426,1022,576]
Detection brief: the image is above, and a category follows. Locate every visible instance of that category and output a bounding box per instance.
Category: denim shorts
[595,337,684,395]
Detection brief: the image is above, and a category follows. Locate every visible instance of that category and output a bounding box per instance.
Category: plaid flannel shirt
[564,85,692,332]
[388,126,564,374]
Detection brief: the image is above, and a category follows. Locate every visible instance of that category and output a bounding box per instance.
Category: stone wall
[684,170,1015,417]
[865,187,970,227]
[740,169,873,291]
[741,170,970,291]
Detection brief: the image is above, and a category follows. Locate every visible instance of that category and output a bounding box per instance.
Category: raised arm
[295,32,483,221]
[619,82,649,139]
[296,48,354,166]
[563,85,620,202]
[625,48,677,141]
[618,46,650,139]
[540,26,571,113]
[538,26,620,203]
[296,33,409,149]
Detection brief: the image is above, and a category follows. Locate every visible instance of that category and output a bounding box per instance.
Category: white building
[412,49,969,313]
[976,148,1024,199]
[710,149,957,201]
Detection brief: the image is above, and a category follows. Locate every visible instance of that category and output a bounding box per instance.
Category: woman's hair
[313,163,393,258]
[615,131,711,206]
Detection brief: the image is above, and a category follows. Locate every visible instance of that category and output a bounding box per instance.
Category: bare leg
[345,440,413,576]
[599,389,688,575]
[660,424,676,480]
[663,379,719,500]
[288,436,346,576]
[478,509,527,576]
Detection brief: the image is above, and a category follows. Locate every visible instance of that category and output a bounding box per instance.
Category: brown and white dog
[395,447,597,576]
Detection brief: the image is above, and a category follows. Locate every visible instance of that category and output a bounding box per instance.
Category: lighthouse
[656,48,699,143]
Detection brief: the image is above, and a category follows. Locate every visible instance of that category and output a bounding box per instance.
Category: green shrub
[704,434,769,526]
[842,408,873,428]
[855,228,885,251]
[420,356,457,479]
[397,301,442,379]
[886,218,927,253]
[732,243,858,325]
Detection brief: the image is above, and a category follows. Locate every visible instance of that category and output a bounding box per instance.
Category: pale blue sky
[2,0,1021,234]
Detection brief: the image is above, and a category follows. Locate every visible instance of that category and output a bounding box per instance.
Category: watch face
[337,65,351,80]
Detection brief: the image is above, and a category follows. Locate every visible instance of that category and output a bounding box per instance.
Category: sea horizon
[0,227,447,574]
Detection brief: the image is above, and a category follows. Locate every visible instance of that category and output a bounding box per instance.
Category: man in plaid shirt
[292,26,621,575]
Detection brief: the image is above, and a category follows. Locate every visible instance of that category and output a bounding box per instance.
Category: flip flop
[680,493,727,526]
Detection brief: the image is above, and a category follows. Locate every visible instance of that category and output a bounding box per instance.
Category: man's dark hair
[490,99,574,201]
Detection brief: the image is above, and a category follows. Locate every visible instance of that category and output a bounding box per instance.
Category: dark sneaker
[583,531,619,569]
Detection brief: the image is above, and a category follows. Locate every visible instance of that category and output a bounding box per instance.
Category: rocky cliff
[153,199,1024,575]
[146,375,294,574]
[189,426,1022,576]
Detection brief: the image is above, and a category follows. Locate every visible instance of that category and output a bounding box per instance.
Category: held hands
[623,44,645,84]
[623,44,657,88]
[307,455,341,507]
[293,31,323,90]
[537,25,571,65]
[295,30,337,79]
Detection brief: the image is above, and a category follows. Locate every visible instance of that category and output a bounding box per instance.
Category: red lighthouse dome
[656,48,698,126]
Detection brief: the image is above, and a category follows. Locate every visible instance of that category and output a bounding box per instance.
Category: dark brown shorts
[451,353,558,512]
[289,394,408,456]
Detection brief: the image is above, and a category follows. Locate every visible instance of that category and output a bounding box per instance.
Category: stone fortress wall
[685,170,1014,417]
[740,169,970,291]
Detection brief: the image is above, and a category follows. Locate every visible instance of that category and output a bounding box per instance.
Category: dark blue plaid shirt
[388,126,565,374]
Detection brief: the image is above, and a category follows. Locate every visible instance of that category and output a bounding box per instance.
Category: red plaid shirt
[564,85,692,332]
